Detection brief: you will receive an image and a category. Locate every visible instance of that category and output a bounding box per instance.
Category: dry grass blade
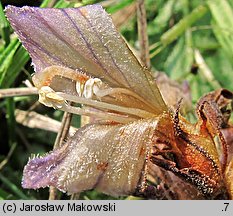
[112,2,136,28]
[15,109,77,135]
[53,111,73,150]
[100,0,118,7]
[194,49,221,89]
[137,0,150,68]
[0,87,38,98]
[49,109,73,200]
[0,142,17,171]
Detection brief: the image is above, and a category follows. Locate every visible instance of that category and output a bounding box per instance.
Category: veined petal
[22,118,158,196]
[5,5,167,115]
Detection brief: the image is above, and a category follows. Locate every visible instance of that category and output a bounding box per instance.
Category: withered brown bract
[5,5,233,199]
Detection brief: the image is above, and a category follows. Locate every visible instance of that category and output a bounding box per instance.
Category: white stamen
[57,92,154,119]
[61,103,137,123]
[76,78,103,99]
[38,86,65,109]
[38,85,155,123]
[75,82,82,97]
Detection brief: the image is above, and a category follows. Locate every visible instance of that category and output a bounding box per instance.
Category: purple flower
[5,5,167,196]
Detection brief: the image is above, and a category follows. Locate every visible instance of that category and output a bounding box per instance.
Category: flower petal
[22,144,69,190]
[23,118,158,196]
[5,5,167,114]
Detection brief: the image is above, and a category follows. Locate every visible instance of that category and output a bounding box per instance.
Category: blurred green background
[0,0,233,200]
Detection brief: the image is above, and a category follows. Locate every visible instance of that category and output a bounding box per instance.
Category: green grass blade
[160,5,208,46]
[54,0,75,8]
[208,0,233,62]
[0,188,16,199]
[106,0,134,14]
[6,98,16,147]
[0,39,20,87]
[0,1,10,46]
[148,0,175,35]
[2,45,29,88]
[40,0,52,8]
[0,173,29,200]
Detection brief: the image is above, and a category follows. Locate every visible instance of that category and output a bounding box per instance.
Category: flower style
[5,5,233,199]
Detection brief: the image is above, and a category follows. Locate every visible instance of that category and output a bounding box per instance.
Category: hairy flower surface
[5,5,233,199]
[5,5,168,196]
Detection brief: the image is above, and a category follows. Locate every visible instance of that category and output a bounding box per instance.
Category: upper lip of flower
[5,5,168,120]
